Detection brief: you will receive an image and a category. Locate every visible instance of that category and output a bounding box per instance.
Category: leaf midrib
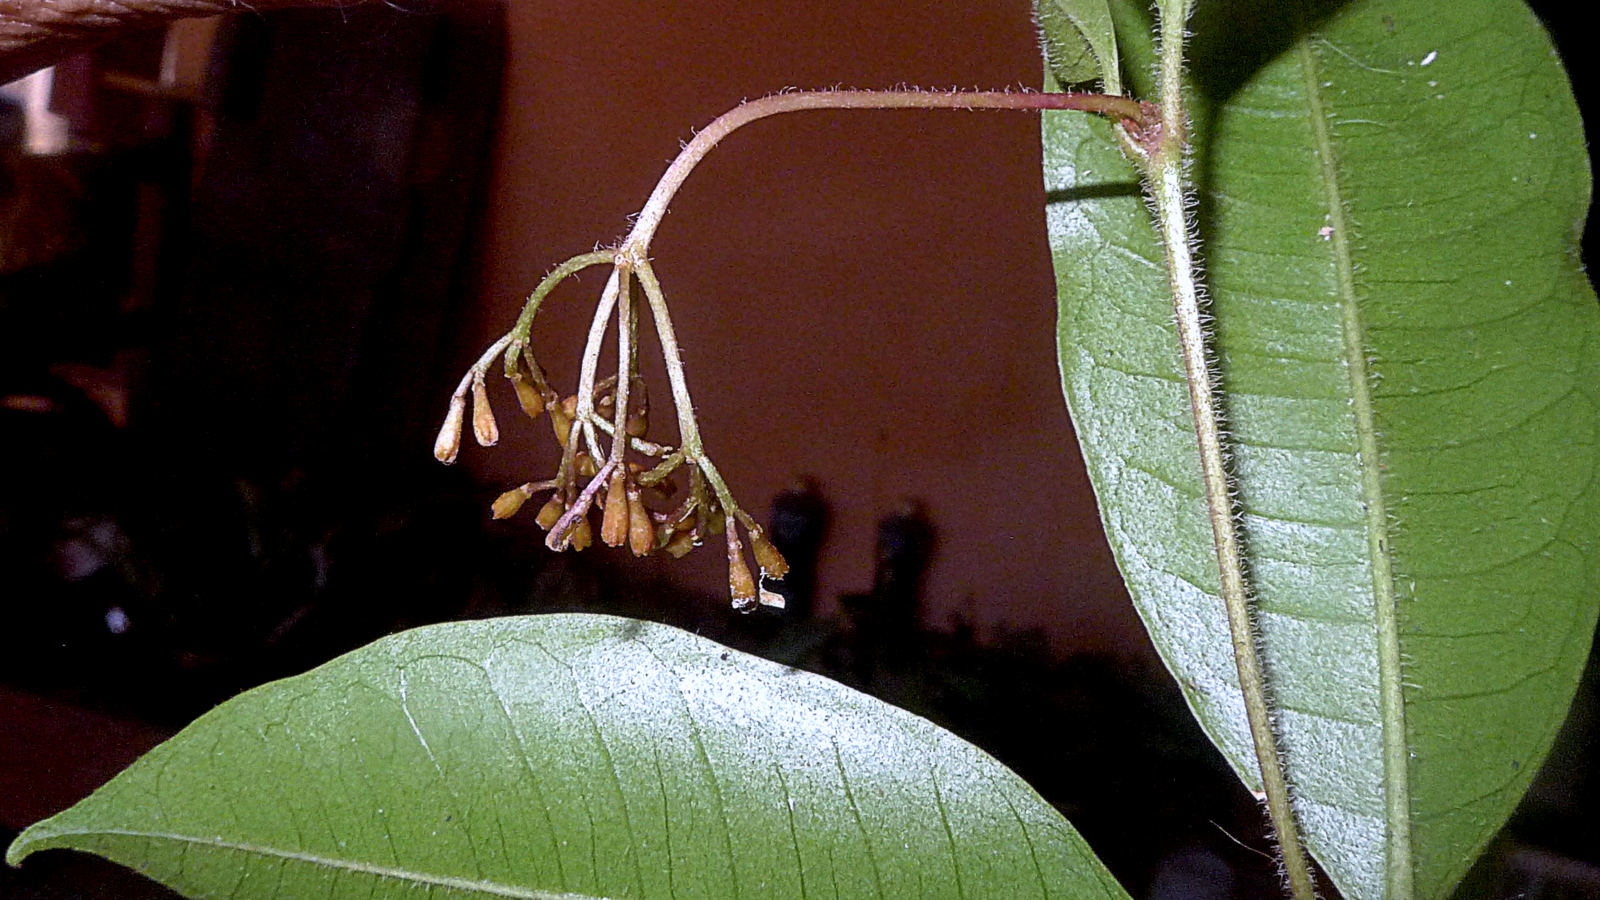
[1295,35,1413,900]
[35,828,615,900]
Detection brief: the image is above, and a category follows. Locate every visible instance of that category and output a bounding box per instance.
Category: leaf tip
[6,821,53,868]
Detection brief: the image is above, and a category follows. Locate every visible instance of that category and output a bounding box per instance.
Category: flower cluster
[433,250,787,611]
[427,88,1153,611]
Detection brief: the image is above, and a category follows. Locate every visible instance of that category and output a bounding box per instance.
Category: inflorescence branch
[433,88,1153,609]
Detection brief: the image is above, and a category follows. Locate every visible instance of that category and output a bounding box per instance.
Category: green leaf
[1037,0,1122,94]
[7,614,1130,900]
[1044,1,1600,899]
[1104,0,1155,100]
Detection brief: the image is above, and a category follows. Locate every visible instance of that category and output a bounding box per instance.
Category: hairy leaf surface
[1045,1,1599,898]
[7,614,1129,900]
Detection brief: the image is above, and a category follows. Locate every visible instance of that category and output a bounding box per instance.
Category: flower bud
[550,396,576,446]
[601,470,629,547]
[576,453,599,479]
[726,534,757,610]
[569,515,593,551]
[509,373,543,421]
[663,529,697,558]
[433,394,466,464]
[535,495,565,531]
[492,485,533,519]
[628,486,655,556]
[471,378,499,446]
[656,521,678,551]
[747,526,790,579]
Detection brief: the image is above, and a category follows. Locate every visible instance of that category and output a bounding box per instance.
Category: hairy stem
[574,270,623,461]
[608,273,636,466]
[453,335,514,399]
[508,251,617,350]
[606,88,1152,526]
[633,258,706,459]
[526,90,1149,480]
[1144,4,1315,898]
[618,90,1148,256]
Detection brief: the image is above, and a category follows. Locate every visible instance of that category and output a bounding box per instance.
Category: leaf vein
[53,829,616,900]
[1303,33,1413,896]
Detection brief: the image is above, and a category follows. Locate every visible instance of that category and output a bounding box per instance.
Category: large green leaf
[7,614,1130,900]
[1037,0,1122,94]
[1045,2,1599,899]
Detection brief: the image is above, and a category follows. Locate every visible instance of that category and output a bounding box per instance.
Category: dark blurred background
[0,1,1595,898]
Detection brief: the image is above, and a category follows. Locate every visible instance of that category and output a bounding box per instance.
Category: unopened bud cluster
[431,87,1162,610]
[434,251,787,610]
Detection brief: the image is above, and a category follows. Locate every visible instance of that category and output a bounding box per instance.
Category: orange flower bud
[550,410,573,446]
[433,394,466,464]
[471,378,499,446]
[492,485,532,519]
[726,534,757,610]
[663,529,697,558]
[601,470,629,547]
[535,495,565,531]
[747,526,789,579]
[569,515,593,551]
[550,396,576,446]
[628,486,655,556]
[576,453,599,479]
[509,373,543,421]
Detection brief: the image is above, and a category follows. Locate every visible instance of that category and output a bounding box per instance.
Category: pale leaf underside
[1046,1,1600,898]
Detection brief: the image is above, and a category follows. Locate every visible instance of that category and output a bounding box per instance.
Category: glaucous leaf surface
[8,614,1130,900]
[1044,1,1599,898]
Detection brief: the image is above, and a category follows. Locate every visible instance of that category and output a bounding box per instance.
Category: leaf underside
[7,614,1130,900]
[1045,1,1599,899]
[1037,0,1122,94]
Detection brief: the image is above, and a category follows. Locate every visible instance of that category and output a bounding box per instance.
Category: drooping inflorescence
[431,88,1152,611]
[433,248,788,611]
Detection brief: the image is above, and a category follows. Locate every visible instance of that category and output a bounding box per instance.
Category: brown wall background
[462,0,1145,655]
